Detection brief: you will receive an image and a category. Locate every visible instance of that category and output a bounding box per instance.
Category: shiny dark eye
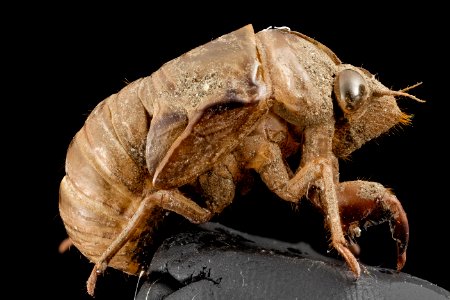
[334,69,368,113]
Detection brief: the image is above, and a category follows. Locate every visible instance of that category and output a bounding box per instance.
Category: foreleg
[332,180,409,270]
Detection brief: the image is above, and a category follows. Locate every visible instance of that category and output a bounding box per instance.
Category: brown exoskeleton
[59,24,423,296]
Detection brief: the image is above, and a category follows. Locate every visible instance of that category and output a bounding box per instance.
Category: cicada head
[332,65,424,158]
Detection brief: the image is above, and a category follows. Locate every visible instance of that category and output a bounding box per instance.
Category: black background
[9,3,449,299]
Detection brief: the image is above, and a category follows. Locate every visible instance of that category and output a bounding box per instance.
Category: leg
[238,124,360,277]
[315,166,361,277]
[58,237,73,253]
[252,145,361,276]
[331,180,409,270]
[87,189,212,296]
[198,154,240,214]
[154,189,213,223]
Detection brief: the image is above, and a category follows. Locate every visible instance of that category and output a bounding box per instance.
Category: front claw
[382,192,408,270]
[336,180,409,271]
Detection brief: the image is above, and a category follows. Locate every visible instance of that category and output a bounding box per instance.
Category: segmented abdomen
[59,24,266,275]
[59,78,161,275]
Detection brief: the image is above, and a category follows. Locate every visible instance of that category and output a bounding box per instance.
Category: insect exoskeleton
[59,24,423,296]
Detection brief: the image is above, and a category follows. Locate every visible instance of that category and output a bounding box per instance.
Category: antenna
[374,82,425,103]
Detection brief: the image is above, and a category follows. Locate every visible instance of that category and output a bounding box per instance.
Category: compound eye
[334,69,368,113]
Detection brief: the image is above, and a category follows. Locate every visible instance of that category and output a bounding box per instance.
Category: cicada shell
[60,24,422,296]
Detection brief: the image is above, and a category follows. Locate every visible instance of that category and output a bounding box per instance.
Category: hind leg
[87,189,212,296]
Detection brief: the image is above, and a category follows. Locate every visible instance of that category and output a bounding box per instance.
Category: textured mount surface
[136,222,449,300]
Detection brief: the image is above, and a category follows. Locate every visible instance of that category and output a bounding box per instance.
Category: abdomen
[59,78,161,275]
